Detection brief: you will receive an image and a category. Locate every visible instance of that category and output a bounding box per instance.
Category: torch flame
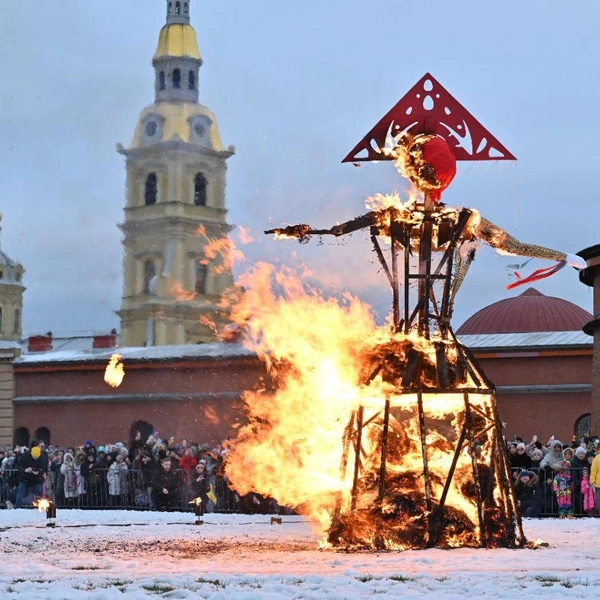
[104,354,125,388]
[34,498,51,512]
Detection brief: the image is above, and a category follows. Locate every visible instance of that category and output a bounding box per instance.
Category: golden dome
[129,103,225,151]
[154,24,201,61]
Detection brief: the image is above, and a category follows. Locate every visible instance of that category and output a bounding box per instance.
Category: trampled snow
[0,510,598,598]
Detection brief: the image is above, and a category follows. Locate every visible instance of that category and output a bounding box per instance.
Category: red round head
[420,137,457,201]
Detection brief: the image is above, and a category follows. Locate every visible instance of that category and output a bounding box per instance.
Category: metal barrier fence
[0,468,262,512]
[0,466,596,516]
[509,466,596,517]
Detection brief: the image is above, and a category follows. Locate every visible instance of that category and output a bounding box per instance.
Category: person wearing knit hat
[509,442,532,478]
[553,452,574,518]
[514,469,542,518]
[571,447,589,514]
[15,445,47,508]
[530,448,544,469]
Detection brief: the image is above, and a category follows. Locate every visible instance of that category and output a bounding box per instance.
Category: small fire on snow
[104,353,125,388]
[33,498,51,512]
[526,538,549,549]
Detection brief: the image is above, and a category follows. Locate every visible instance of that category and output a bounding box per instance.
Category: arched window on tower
[184,2,189,14]
[175,1,181,15]
[168,2,173,15]
[143,260,157,295]
[144,173,157,205]
[188,70,195,90]
[194,173,207,206]
[173,68,181,89]
[159,71,166,90]
[195,262,208,294]
[13,309,20,335]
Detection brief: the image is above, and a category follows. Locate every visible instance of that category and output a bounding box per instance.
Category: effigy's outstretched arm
[265,212,379,242]
[476,217,581,264]
[449,215,586,316]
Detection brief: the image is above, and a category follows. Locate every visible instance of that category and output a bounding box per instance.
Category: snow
[15,342,254,365]
[0,511,599,598]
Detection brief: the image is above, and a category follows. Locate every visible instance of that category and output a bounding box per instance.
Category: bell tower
[0,214,25,343]
[117,0,235,346]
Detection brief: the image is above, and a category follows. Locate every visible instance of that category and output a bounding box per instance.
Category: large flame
[104,353,125,388]
[224,258,518,549]
[225,262,390,529]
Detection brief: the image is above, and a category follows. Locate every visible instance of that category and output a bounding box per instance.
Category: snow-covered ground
[0,510,598,598]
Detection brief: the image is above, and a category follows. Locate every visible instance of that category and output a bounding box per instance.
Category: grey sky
[0,0,598,336]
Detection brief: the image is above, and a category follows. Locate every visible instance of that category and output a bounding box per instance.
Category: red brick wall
[473,352,592,443]
[14,396,248,447]
[11,350,594,448]
[496,392,591,444]
[13,358,266,447]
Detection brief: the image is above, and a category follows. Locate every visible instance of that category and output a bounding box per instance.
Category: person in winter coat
[514,469,543,518]
[189,460,212,511]
[570,446,587,514]
[179,447,198,483]
[530,448,544,470]
[107,454,129,507]
[60,452,80,506]
[15,446,47,508]
[539,440,565,479]
[510,443,532,477]
[553,454,574,518]
[590,450,600,513]
[151,457,180,510]
[581,467,596,517]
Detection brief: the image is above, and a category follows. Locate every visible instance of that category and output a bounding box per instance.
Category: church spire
[166,1,191,25]
[154,0,201,103]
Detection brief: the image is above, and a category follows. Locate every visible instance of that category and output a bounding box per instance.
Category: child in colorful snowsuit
[581,467,596,517]
[553,458,573,517]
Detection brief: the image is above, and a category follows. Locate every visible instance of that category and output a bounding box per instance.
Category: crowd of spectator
[4,429,600,519]
[507,433,600,519]
[0,431,278,513]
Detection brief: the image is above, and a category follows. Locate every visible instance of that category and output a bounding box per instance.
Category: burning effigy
[225,74,585,550]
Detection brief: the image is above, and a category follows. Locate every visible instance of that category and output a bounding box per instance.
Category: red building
[11,341,263,448]
[6,287,594,448]
[457,288,592,443]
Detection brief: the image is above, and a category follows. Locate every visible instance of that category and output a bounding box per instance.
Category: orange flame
[225,262,391,530]
[104,354,125,388]
[167,279,197,302]
[34,498,51,512]
[223,259,513,548]
[237,226,255,245]
[195,225,245,275]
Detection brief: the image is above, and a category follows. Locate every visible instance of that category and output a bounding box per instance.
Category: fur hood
[517,470,539,488]
[540,441,564,471]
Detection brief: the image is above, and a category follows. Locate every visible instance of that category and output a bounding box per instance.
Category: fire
[34,498,51,512]
[225,262,388,529]
[189,497,203,506]
[224,198,523,550]
[167,279,197,302]
[195,225,245,274]
[104,353,125,388]
[237,225,255,245]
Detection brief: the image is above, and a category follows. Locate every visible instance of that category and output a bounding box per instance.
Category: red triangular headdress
[342,73,516,163]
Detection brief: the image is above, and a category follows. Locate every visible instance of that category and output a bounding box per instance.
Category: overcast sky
[0,0,598,336]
